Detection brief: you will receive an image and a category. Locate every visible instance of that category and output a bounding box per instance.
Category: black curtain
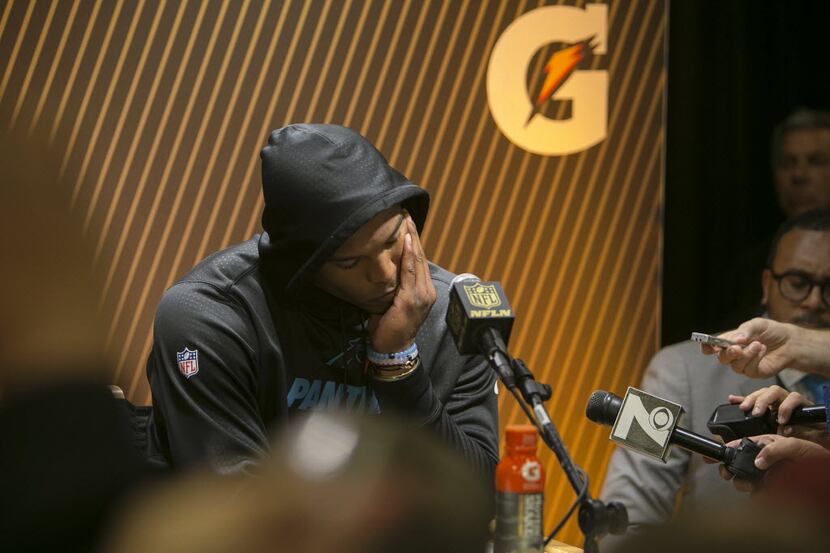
[663,0,830,345]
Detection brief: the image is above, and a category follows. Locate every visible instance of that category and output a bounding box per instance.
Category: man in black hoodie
[146,124,499,478]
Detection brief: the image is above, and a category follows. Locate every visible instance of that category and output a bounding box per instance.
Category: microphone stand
[487,345,628,553]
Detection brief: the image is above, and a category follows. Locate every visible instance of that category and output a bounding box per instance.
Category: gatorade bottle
[494,425,545,553]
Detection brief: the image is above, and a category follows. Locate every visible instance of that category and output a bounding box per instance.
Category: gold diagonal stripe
[104,0,210,301]
[341,0,395,128]
[213,0,350,261]
[385,0,452,164]
[397,0,477,175]
[523,36,660,484]
[133,0,312,393]
[354,1,413,136]
[554,68,666,465]
[220,0,297,247]
[118,1,212,396]
[526,2,661,425]
[541,8,664,524]
[121,0,235,396]
[553,129,663,506]
[179,0,323,280]
[550,265,661,527]
[417,0,527,246]
[81,0,165,232]
[374,0,437,150]
[510,0,641,354]
[278,0,335,125]
[501,0,640,447]
[0,0,15,44]
[65,0,140,196]
[0,0,36,104]
[301,0,354,121]
[112,0,254,377]
[49,0,103,144]
[92,1,188,260]
[29,0,81,133]
[236,0,337,237]
[547,85,663,504]
[446,16,559,271]
[484,3,609,283]
[102,0,228,303]
[440,118,513,267]
[188,0,276,266]
[321,0,373,123]
[176,0,316,279]
[107,0,236,377]
[9,0,58,128]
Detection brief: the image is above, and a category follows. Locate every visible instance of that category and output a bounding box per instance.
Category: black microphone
[445,274,516,388]
[586,390,764,481]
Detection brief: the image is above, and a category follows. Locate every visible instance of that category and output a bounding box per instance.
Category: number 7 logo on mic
[610,387,684,462]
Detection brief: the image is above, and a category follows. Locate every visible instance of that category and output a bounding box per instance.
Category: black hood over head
[257,124,429,305]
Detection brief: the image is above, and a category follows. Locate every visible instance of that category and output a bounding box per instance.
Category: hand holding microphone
[586,389,765,482]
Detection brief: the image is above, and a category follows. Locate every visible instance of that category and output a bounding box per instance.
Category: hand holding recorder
[696,319,830,378]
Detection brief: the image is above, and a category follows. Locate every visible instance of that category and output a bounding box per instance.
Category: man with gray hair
[771,108,830,217]
[723,108,830,328]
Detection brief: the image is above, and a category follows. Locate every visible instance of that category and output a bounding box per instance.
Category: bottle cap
[504,425,538,451]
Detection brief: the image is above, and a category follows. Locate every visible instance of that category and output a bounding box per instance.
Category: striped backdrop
[0,0,665,544]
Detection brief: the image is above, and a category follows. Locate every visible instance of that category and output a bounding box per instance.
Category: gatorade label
[494,491,543,553]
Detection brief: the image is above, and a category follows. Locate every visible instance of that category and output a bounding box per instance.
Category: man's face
[762,229,830,329]
[312,206,407,314]
[773,128,830,217]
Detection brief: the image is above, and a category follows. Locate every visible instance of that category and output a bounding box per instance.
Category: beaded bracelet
[372,357,420,382]
[370,356,420,373]
[366,342,419,364]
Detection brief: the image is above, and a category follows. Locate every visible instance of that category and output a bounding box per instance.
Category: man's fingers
[777,391,810,424]
[747,385,789,416]
[405,214,434,300]
[717,344,743,364]
[753,437,796,470]
[399,232,417,291]
[726,348,752,374]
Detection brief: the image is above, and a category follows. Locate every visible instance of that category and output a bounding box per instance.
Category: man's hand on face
[368,215,437,353]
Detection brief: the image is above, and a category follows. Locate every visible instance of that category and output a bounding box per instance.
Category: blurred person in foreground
[145,124,499,478]
[600,209,830,546]
[0,131,151,551]
[613,508,828,553]
[105,412,491,553]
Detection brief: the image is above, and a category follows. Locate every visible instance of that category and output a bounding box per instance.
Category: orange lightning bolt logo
[526,35,597,126]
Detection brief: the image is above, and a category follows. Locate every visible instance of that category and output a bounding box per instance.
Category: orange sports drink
[494,425,545,553]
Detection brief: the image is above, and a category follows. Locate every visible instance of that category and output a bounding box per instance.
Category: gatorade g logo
[610,387,683,462]
[487,3,608,156]
[521,459,542,482]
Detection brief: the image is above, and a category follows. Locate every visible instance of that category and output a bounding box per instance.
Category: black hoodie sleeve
[146,282,268,473]
[371,348,500,479]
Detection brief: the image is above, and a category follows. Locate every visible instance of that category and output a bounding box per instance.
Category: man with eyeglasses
[752,209,830,402]
[599,209,830,546]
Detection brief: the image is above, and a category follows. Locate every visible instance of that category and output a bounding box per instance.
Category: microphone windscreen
[586,391,622,426]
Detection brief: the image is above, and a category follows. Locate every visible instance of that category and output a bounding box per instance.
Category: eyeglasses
[769,270,830,308]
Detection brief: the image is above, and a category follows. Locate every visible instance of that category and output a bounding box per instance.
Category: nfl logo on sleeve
[177,347,199,378]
